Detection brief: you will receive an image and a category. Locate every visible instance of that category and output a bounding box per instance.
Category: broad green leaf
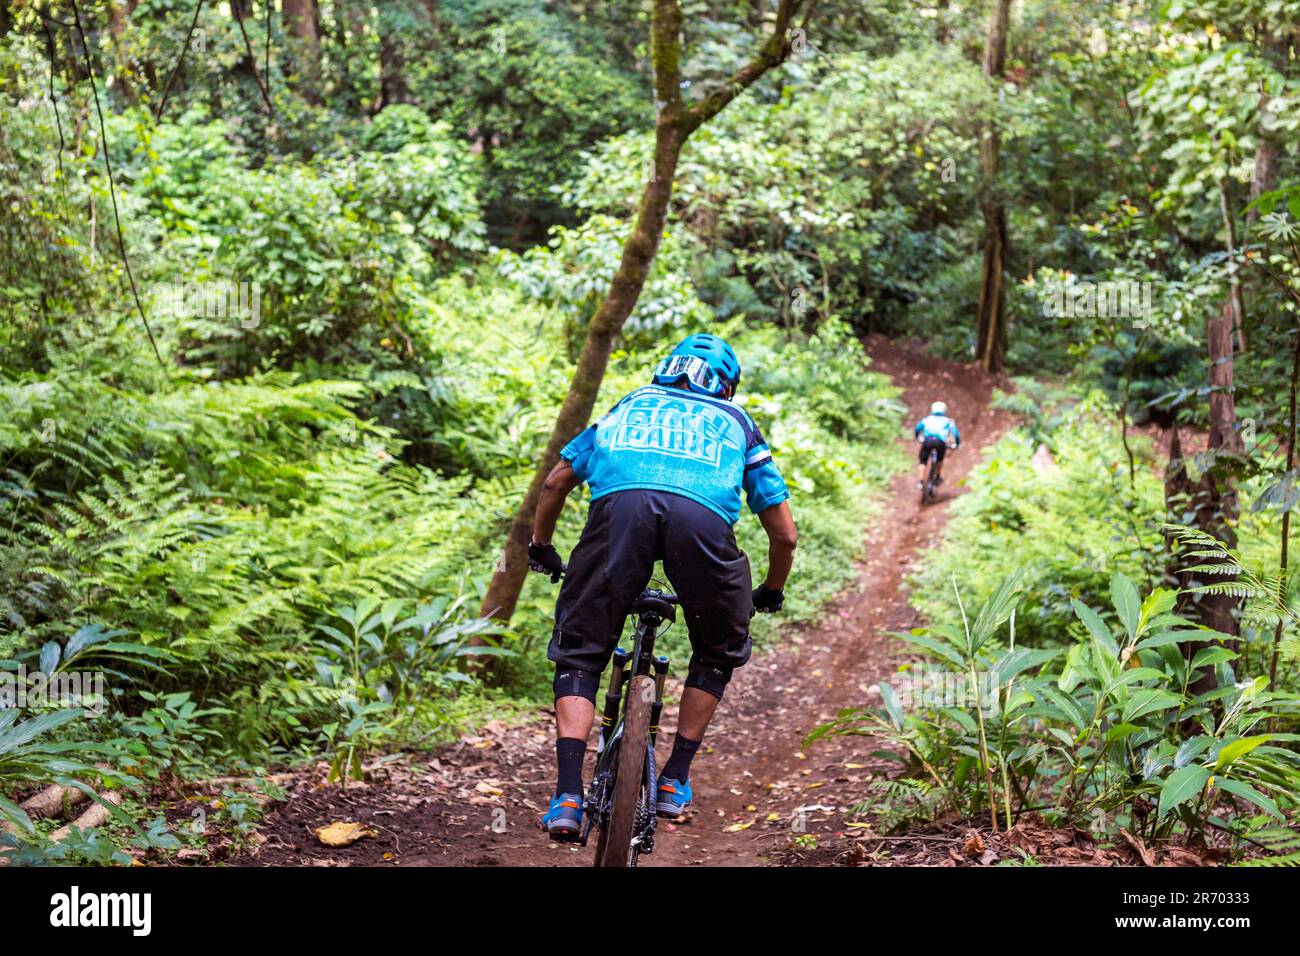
[1191,645,1236,672]
[1137,587,1177,635]
[1048,727,1077,749]
[1135,629,1208,651]
[1158,764,1211,818]
[877,682,905,730]
[1214,735,1271,771]
[0,709,83,755]
[39,641,61,675]
[899,632,966,668]
[941,707,978,735]
[0,794,35,835]
[1073,599,1118,656]
[1212,777,1282,819]
[1058,643,1087,693]
[1110,573,1141,639]
[1175,735,1213,768]
[1106,722,1142,743]
[1122,688,1183,723]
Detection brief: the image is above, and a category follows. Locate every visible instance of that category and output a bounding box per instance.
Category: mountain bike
[919,441,957,506]
[582,587,677,868]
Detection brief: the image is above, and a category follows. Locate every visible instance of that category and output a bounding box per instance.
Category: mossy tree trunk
[975,0,1011,373]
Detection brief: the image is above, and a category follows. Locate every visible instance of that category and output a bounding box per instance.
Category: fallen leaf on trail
[724,820,755,832]
[314,822,379,847]
[475,781,504,796]
[845,822,872,829]
[1118,827,1155,867]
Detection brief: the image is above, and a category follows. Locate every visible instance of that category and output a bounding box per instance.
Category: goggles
[654,354,734,396]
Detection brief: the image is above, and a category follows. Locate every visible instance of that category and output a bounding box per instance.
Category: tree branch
[681,0,806,134]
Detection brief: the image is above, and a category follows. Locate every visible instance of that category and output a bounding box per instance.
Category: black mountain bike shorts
[918,436,948,464]
[548,489,754,703]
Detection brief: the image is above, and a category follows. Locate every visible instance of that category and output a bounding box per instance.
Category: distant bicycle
[919,440,957,506]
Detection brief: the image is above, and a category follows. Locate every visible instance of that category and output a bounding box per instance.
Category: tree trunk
[282,0,322,102]
[1177,306,1245,653]
[478,0,808,625]
[102,0,136,98]
[1218,180,1247,354]
[974,0,1011,373]
[1247,29,1288,229]
[1270,322,1300,688]
[379,32,410,107]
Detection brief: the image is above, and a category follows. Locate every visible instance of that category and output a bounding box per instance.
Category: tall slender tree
[1166,303,1246,673]
[974,0,1011,373]
[282,0,322,102]
[478,0,811,624]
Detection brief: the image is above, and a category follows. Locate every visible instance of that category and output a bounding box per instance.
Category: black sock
[555,737,586,796]
[661,734,701,783]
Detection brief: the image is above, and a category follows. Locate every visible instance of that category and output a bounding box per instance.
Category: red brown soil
[231,337,1165,868]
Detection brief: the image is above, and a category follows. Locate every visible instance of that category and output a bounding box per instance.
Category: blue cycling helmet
[652,333,742,398]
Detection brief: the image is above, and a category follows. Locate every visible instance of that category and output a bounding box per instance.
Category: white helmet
[931,401,947,416]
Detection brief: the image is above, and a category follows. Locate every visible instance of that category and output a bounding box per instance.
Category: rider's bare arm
[532,459,582,546]
[757,500,797,590]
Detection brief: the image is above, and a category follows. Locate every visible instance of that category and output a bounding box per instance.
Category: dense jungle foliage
[3,0,1300,865]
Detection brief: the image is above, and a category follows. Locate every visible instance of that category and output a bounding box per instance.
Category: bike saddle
[630,589,678,620]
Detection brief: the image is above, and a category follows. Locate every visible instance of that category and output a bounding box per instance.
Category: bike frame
[581,593,673,861]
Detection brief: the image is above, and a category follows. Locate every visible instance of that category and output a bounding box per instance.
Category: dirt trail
[239,336,1015,867]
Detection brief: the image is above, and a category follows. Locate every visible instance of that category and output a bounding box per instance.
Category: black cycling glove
[527,541,565,583]
[753,584,785,614]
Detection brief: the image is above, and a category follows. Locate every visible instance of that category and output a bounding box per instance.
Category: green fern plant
[851,779,944,833]
[1230,824,1300,867]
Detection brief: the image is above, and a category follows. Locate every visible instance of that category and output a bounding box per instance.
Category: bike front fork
[596,650,671,751]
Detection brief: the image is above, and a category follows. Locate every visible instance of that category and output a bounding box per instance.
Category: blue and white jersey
[560,385,789,526]
[915,413,960,445]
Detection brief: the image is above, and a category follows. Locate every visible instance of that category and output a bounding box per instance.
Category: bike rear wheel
[920,450,937,505]
[595,674,654,868]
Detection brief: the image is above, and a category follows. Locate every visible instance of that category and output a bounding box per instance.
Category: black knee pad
[685,660,732,701]
[553,666,601,704]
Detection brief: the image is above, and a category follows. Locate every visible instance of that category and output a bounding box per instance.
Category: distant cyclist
[526,333,798,840]
[915,401,960,489]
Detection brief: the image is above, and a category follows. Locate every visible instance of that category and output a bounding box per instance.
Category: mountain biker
[915,401,960,489]
[526,333,798,840]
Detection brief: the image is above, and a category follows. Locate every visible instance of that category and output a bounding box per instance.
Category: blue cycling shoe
[540,792,584,840]
[656,777,692,817]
